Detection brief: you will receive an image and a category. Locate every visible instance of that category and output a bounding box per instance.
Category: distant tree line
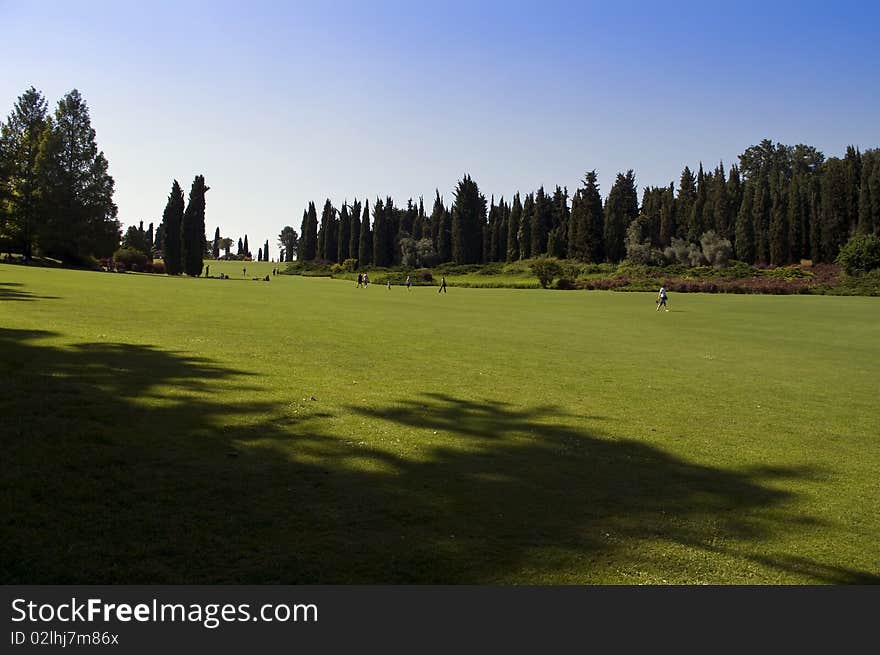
[291,141,879,268]
[0,87,120,263]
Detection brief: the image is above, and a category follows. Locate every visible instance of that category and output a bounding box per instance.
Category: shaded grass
[1,264,878,583]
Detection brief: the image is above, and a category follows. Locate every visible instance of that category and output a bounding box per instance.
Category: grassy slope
[1,264,878,584]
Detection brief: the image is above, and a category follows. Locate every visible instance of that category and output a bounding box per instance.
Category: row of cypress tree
[292,141,879,267]
[159,176,208,276]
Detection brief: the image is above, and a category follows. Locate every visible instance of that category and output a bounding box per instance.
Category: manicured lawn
[1,263,878,583]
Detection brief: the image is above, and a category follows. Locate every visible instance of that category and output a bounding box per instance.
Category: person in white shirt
[656,286,669,312]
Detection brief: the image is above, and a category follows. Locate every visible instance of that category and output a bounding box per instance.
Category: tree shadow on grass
[0,281,60,301]
[1,328,876,584]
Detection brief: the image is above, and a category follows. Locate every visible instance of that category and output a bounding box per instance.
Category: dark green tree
[734,181,755,263]
[303,202,318,260]
[0,87,48,260]
[358,199,372,266]
[161,180,185,274]
[518,193,534,259]
[35,89,120,262]
[676,166,696,239]
[182,174,208,276]
[506,192,521,262]
[658,183,676,248]
[348,199,361,261]
[212,227,220,258]
[769,170,789,265]
[603,170,639,262]
[451,174,486,264]
[337,203,350,262]
[530,186,553,257]
[278,226,298,262]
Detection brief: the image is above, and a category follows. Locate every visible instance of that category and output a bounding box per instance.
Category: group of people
[355,273,448,293]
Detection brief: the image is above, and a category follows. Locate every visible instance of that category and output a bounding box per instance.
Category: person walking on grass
[387,279,392,290]
[438,276,447,293]
[363,273,369,288]
[656,285,669,311]
[357,273,363,288]
[405,275,412,291]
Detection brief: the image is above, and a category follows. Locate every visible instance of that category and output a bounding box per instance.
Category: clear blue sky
[3,0,879,255]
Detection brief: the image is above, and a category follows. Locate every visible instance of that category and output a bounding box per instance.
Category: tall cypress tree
[237,236,243,256]
[212,226,220,258]
[711,163,731,240]
[437,208,452,262]
[735,182,755,263]
[506,193,521,262]
[338,203,351,262]
[372,198,388,266]
[161,180,184,274]
[451,174,486,264]
[769,170,789,265]
[688,163,707,241]
[568,171,603,261]
[348,199,361,261]
[358,199,372,266]
[820,157,850,262]
[752,176,771,264]
[304,202,318,260]
[264,239,269,261]
[659,183,676,249]
[530,186,553,257]
[603,170,638,262]
[182,174,208,276]
[518,193,534,259]
[243,234,250,258]
[676,166,696,239]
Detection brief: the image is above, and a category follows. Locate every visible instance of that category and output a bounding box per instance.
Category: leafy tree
[278,226,298,262]
[35,89,120,262]
[182,174,208,276]
[530,257,563,288]
[0,87,48,260]
[121,222,150,257]
[160,180,184,274]
[836,234,880,274]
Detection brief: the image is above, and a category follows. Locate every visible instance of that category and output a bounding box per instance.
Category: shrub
[664,238,704,266]
[342,258,358,272]
[700,231,732,267]
[836,234,880,275]
[330,263,345,274]
[113,247,148,272]
[530,257,563,288]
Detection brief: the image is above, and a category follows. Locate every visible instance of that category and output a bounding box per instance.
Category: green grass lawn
[1,263,878,584]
